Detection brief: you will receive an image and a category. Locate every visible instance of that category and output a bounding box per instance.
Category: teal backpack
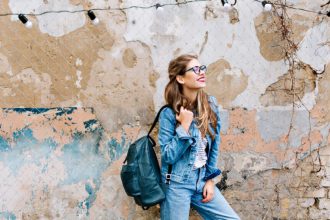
[120,105,172,210]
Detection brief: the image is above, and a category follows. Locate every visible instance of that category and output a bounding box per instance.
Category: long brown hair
[164,54,217,139]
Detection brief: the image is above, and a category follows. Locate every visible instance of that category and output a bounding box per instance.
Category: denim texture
[160,167,240,220]
[158,95,222,183]
[158,96,240,219]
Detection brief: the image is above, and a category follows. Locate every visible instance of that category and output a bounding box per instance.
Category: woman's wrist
[206,179,214,183]
[181,122,191,133]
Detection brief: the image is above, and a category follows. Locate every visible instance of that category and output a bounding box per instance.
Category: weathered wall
[0,0,329,219]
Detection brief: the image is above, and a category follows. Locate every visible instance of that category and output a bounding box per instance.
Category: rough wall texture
[0,0,329,219]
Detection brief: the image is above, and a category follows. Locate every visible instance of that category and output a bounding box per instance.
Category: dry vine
[260,0,328,219]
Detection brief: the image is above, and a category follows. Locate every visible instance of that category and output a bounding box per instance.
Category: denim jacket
[158,95,222,183]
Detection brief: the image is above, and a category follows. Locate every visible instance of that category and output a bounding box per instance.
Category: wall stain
[0,1,115,106]
[0,212,16,220]
[260,63,317,106]
[254,12,316,61]
[205,59,248,109]
[78,181,100,216]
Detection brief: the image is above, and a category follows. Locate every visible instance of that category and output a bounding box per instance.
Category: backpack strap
[147,104,171,135]
[165,165,172,185]
[148,104,173,185]
[123,104,171,165]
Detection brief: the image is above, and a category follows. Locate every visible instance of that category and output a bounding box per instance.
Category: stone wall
[222,145,330,219]
[0,0,329,219]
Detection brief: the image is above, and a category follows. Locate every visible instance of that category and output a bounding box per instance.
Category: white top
[193,135,208,169]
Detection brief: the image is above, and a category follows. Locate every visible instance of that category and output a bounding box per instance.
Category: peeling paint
[75,70,83,88]
[0,212,16,220]
[0,107,136,219]
[0,0,329,219]
[205,59,248,108]
[9,0,86,37]
[260,63,317,107]
[78,181,100,216]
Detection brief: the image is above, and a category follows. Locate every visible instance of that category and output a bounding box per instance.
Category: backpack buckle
[165,174,171,184]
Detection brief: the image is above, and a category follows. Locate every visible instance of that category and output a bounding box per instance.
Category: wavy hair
[164,54,217,139]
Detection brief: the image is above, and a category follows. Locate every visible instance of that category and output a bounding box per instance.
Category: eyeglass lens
[192,65,206,74]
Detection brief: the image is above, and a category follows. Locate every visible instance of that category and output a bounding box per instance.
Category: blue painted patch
[58,130,109,185]
[55,108,76,116]
[0,108,129,203]
[0,128,57,174]
[78,180,100,216]
[0,212,16,220]
[4,108,50,114]
[83,119,98,132]
[0,136,10,152]
[13,128,37,143]
[107,135,127,162]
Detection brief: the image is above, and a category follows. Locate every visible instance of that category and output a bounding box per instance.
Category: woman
[158,54,240,220]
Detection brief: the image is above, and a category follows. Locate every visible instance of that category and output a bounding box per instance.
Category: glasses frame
[185,65,207,75]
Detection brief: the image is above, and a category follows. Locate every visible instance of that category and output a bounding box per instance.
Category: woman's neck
[183,87,198,105]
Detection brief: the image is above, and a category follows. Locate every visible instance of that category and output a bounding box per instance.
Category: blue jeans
[160,167,240,220]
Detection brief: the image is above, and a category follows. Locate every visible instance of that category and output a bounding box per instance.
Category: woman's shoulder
[159,105,176,120]
[207,95,219,106]
[207,95,220,117]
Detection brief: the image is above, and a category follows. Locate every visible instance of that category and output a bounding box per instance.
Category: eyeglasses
[185,65,207,75]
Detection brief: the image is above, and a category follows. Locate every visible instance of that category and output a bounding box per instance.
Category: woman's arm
[158,107,196,165]
[208,101,221,169]
[204,96,222,180]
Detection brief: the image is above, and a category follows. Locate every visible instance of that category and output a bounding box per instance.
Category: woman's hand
[202,179,215,203]
[176,106,193,133]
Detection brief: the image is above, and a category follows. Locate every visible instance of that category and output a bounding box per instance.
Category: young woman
[158,54,240,220]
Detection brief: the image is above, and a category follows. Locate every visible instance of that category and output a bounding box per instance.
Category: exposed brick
[314,155,330,166]
[318,198,330,210]
[293,166,312,177]
[296,209,308,219]
[290,178,306,188]
[223,190,252,201]
[320,146,330,156]
[316,168,326,177]
[279,198,290,219]
[290,186,309,198]
[310,174,323,187]
[305,188,326,198]
[321,177,330,187]
[290,173,321,188]
[309,207,330,219]
[324,165,330,174]
[299,198,315,208]
[324,156,330,166]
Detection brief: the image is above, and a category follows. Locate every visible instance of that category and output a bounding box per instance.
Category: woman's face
[176,58,207,90]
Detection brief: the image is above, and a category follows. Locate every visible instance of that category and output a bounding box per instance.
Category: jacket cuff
[176,125,196,146]
[175,125,190,138]
[203,169,222,181]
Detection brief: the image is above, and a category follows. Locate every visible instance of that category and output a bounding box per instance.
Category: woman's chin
[195,85,206,90]
[198,82,206,88]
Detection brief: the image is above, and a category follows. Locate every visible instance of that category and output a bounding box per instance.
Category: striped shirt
[193,135,208,169]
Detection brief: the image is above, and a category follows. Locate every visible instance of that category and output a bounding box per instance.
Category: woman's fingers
[202,183,214,203]
[176,106,193,132]
[202,187,208,202]
[202,191,214,203]
[203,187,207,198]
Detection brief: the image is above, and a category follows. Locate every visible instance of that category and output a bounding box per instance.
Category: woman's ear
[176,75,184,85]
